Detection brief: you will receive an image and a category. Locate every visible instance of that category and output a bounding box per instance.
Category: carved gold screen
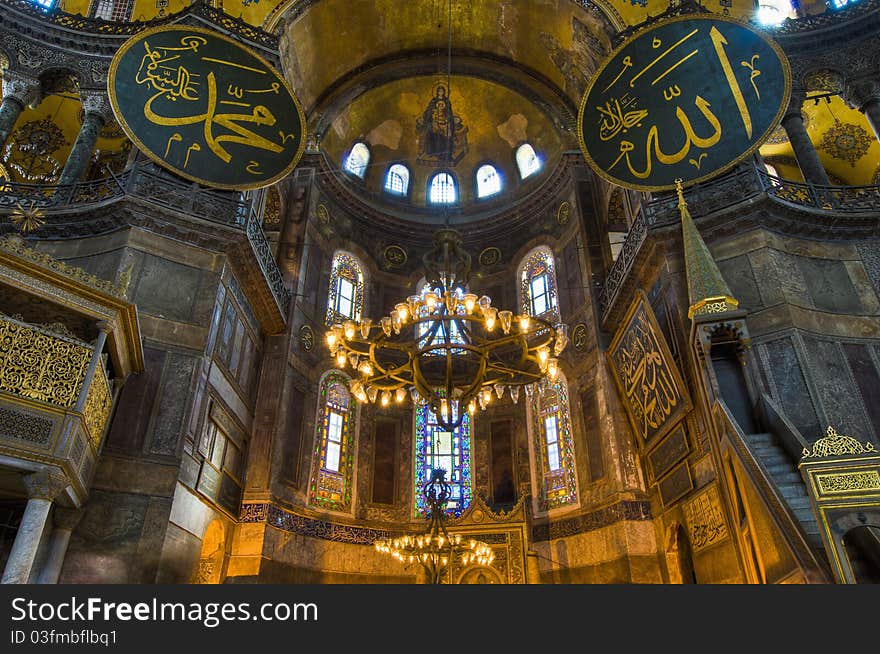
[607,291,691,446]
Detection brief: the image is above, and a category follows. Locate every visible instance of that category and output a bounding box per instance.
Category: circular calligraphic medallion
[316,204,330,225]
[108,25,306,190]
[578,16,790,191]
[572,323,588,352]
[479,247,501,267]
[557,201,571,225]
[299,324,314,351]
[384,245,407,267]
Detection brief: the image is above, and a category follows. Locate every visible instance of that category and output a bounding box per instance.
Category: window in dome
[755,0,795,25]
[515,143,542,179]
[29,0,56,8]
[308,372,358,512]
[384,163,410,196]
[91,0,132,21]
[343,142,370,179]
[428,171,457,204]
[829,0,857,7]
[519,246,559,321]
[529,374,578,512]
[475,164,502,198]
[415,400,472,517]
[326,251,365,326]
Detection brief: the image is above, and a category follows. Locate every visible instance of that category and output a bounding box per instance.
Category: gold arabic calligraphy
[612,305,681,440]
[595,23,765,178]
[135,36,289,172]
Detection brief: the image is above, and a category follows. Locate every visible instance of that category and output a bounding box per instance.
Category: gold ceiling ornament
[801,425,878,459]
[326,229,568,431]
[374,468,494,584]
[9,202,46,234]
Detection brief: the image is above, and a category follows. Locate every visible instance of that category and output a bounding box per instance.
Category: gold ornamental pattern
[816,471,880,495]
[801,425,877,459]
[0,317,92,408]
[83,367,112,451]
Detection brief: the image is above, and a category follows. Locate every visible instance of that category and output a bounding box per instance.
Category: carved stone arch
[665,520,697,584]
[38,67,81,96]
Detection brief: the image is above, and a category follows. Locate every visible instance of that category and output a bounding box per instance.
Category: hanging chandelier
[374,468,494,584]
[325,229,569,431]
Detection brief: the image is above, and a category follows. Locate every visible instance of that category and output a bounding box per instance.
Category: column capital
[843,79,880,112]
[22,469,69,501]
[1,70,41,108]
[79,89,114,125]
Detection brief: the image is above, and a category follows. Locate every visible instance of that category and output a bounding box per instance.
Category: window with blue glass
[30,0,56,9]
[475,164,502,198]
[428,171,457,204]
[384,164,410,196]
[415,401,471,516]
[515,143,541,179]
[343,142,370,179]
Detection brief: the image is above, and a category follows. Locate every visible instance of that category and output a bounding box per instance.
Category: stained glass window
[476,164,502,198]
[756,0,794,24]
[343,142,370,178]
[530,374,578,512]
[519,246,559,321]
[384,164,410,196]
[415,401,472,517]
[428,172,457,204]
[416,282,465,356]
[30,0,55,8]
[309,372,358,512]
[515,143,541,179]
[326,251,365,326]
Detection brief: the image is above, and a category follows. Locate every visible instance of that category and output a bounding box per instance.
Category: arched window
[30,0,56,8]
[415,400,472,516]
[756,0,794,25]
[519,246,559,321]
[309,371,358,512]
[475,164,502,198]
[384,164,410,196]
[515,143,541,179]
[529,374,578,512]
[428,172,457,204]
[343,142,370,179]
[326,251,365,326]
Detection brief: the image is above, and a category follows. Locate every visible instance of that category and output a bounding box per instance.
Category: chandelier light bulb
[537,346,550,372]
[444,291,457,314]
[326,329,338,348]
[354,386,368,403]
[336,350,347,367]
[367,386,379,403]
[359,360,374,376]
[498,310,513,334]
[343,320,356,340]
[484,307,497,331]
[348,352,359,369]
[554,323,569,355]
[381,316,392,336]
[494,383,505,399]
[440,399,449,419]
[395,388,407,403]
[395,302,409,323]
[510,386,521,404]
[468,399,477,414]
[547,357,559,381]
[407,295,422,318]
[482,387,493,405]
[391,311,402,334]
[463,293,478,313]
[380,391,391,407]
[360,318,372,339]
[410,387,420,403]
[424,291,439,311]
[518,314,531,331]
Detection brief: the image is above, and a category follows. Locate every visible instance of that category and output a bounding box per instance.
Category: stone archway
[665,521,697,584]
[195,520,226,584]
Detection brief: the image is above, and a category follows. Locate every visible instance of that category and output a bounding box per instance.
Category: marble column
[36,507,83,584]
[844,79,880,144]
[56,90,113,187]
[0,70,41,150]
[1,470,69,585]
[780,90,831,187]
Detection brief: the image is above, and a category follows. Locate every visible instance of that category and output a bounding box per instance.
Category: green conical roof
[676,180,739,319]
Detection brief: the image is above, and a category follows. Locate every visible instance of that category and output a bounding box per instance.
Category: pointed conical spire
[676,179,739,319]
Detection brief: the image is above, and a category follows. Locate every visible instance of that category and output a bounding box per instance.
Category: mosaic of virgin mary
[416,83,468,165]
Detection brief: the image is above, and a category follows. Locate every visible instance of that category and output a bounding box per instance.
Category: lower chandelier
[325,229,569,431]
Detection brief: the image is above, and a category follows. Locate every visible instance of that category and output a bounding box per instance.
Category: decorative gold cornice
[802,425,878,459]
[0,235,124,298]
[676,180,740,320]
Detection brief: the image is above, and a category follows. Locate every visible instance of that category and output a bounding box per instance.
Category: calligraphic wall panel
[607,291,691,447]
